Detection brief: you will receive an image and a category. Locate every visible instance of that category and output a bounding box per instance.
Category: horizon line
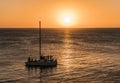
[0,27,120,29]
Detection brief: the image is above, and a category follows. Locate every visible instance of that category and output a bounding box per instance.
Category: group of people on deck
[27,55,55,62]
[27,57,36,62]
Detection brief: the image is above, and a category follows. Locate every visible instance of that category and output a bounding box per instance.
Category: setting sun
[64,16,71,24]
[57,10,77,27]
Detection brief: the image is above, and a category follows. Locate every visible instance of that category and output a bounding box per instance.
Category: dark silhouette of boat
[25,21,57,67]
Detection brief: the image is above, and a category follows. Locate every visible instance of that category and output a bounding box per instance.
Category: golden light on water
[61,31,74,71]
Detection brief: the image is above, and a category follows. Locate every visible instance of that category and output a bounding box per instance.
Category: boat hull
[25,60,57,67]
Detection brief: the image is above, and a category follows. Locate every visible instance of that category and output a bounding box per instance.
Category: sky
[0,0,120,28]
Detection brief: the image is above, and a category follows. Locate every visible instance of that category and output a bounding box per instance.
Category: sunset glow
[0,0,120,28]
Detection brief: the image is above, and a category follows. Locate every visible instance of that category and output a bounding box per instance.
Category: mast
[39,21,41,59]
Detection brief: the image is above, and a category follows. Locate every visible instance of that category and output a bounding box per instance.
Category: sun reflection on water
[60,30,74,71]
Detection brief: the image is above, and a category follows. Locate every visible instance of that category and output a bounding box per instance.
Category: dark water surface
[0,28,120,83]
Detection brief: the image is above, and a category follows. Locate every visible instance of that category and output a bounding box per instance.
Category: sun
[57,10,77,27]
[61,14,74,27]
[64,16,72,24]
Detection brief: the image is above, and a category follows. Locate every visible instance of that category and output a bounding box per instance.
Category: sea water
[0,28,120,83]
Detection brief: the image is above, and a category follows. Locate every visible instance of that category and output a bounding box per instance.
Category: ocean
[0,28,120,83]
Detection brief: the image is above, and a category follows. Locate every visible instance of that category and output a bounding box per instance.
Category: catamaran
[25,21,57,67]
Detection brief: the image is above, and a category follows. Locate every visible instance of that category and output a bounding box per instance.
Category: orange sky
[0,0,120,28]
